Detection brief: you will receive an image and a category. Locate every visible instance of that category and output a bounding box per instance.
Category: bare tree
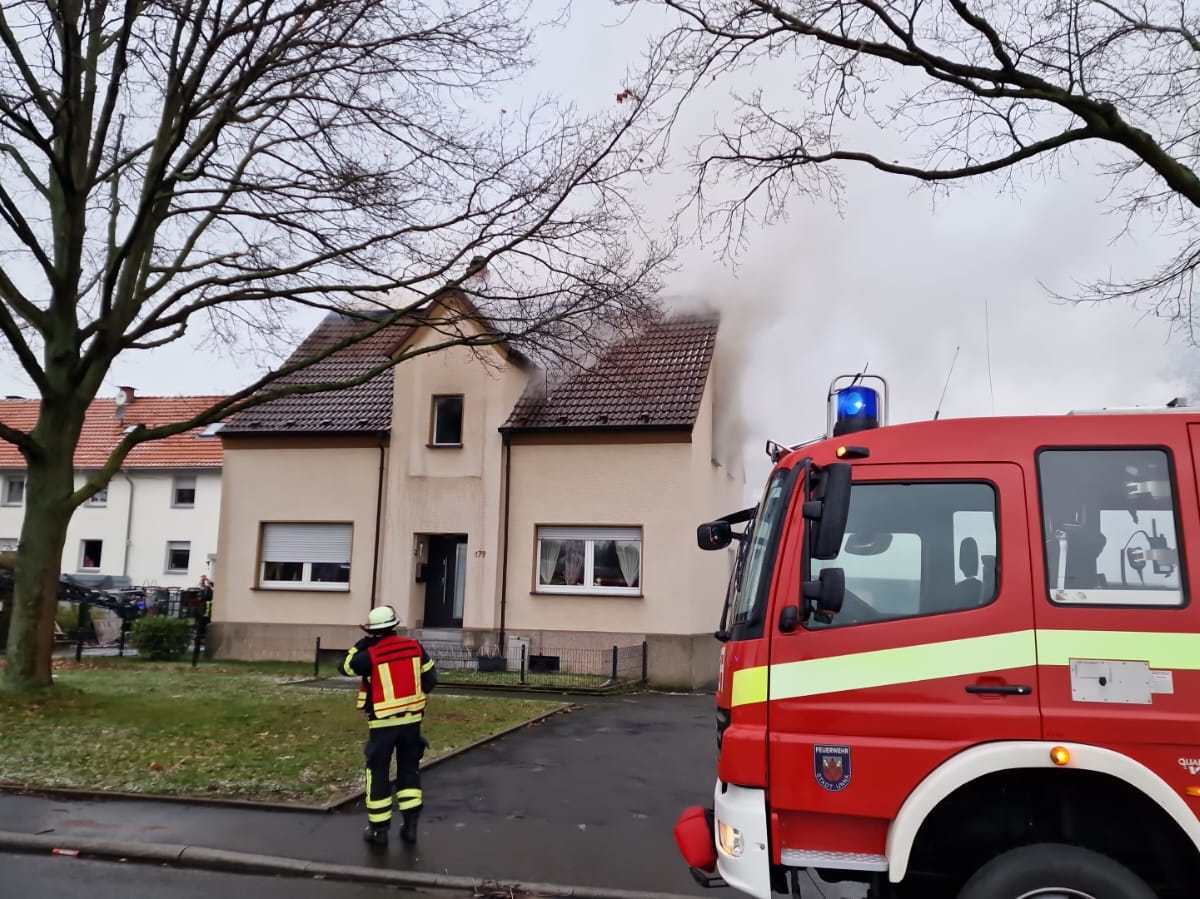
[633,0,1200,329]
[0,0,672,690]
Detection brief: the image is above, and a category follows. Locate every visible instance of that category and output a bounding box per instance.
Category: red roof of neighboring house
[503,314,720,431]
[0,395,226,470]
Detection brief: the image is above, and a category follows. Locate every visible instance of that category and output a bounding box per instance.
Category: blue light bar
[834,385,880,436]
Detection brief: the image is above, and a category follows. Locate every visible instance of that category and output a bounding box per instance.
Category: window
[536,527,641,596]
[3,476,25,506]
[1038,449,1185,607]
[0,538,17,552]
[79,539,103,571]
[172,476,196,507]
[811,482,998,628]
[430,395,464,446]
[259,523,352,590]
[165,541,191,574]
[87,485,108,506]
[729,469,794,630]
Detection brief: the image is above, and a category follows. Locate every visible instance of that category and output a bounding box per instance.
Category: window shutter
[538,526,641,542]
[262,523,353,563]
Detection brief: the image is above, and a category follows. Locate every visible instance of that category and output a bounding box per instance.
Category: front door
[766,462,1040,864]
[424,535,466,628]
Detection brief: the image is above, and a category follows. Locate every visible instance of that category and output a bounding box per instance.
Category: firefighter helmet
[364,605,400,631]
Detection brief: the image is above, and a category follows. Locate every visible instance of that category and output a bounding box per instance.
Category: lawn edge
[0,701,570,813]
[0,829,698,899]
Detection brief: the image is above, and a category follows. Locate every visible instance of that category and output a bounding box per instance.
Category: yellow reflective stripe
[355,688,367,710]
[396,788,422,799]
[732,665,768,707]
[422,658,435,672]
[1036,629,1200,669]
[342,647,358,677]
[374,696,426,712]
[730,628,1200,708]
[369,713,422,728]
[368,810,392,823]
[397,795,422,811]
[378,660,396,703]
[366,796,392,809]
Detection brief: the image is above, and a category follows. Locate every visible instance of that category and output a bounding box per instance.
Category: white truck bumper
[714,781,772,899]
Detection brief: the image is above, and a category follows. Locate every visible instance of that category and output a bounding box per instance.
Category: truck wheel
[958,843,1156,899]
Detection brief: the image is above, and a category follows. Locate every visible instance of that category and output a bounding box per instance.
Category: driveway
[0,691,857,897]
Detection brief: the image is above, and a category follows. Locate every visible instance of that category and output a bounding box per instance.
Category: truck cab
[677,385,1200,899]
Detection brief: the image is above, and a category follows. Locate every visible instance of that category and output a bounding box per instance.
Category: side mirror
[803,568,845,624]
[810,463,852,560]
[697,521,733,551]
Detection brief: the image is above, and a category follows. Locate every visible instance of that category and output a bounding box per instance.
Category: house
[0,388,224,587]
[211,295,743,687]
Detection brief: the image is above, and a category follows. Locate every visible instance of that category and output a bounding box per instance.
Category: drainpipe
[369,441,385,611]
[498,431,512,650]
[120,471,135,577]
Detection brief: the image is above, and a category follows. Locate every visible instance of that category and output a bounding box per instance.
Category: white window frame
[165,540,191,574]
[86,484,109,507]
[430,394,464,447]
[258,522,353,592]
[535,526,642,597]
[3,476,25,507]
[172,475,197,508]
[78,539,103,571]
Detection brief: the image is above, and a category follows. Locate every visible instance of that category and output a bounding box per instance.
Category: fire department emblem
[814,744,852,792]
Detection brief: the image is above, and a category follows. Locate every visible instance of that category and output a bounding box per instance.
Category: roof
[222,310,418,435]
[503,314,719,432]
[0,395,226,470]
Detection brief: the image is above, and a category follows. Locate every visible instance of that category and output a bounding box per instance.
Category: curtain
[564,541,585,584]
[539,540,562,584]
[615,541,640,587]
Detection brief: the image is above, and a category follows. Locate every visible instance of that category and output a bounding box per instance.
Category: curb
[0,702,571,815]
[0,830,698,899]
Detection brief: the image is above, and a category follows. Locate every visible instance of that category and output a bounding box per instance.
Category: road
[0,852,449,899]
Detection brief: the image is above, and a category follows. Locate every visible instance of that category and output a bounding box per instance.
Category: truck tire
[958,843,1157,899]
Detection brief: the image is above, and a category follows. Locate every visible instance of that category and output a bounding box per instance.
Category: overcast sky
[4,1,1196,490]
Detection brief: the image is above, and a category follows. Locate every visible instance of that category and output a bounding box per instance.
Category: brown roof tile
[222,311,416,435]
[503,314,719,431]
[0,396,226,470]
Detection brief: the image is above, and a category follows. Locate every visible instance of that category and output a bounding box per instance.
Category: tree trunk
[3,459,76,691]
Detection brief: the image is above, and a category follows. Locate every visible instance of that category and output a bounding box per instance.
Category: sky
[3,1,1196,492]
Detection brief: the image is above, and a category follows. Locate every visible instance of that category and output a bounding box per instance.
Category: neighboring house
[212,294,743,687]
[0,389,224,588]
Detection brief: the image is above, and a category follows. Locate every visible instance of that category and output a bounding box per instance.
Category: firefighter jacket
[342,633,437,727]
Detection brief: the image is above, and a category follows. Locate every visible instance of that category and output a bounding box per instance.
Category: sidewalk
[0,693,731,896]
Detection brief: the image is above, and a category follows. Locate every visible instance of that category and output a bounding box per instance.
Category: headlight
[717,820,743,857]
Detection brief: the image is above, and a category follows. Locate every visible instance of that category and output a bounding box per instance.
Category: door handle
[965,683,1032,696]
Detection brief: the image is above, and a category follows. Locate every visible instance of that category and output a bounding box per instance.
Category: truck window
[728,468,793,633]
[810,482,998,628]
[1038,448,1185,607]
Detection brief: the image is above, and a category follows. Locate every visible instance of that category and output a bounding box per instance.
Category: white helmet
[364,605,399,631]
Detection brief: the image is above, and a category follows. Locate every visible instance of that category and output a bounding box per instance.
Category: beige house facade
[210,297,742,687]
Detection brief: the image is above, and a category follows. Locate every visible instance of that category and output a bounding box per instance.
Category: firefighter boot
[362,823,389,846]
[400,809,420,845]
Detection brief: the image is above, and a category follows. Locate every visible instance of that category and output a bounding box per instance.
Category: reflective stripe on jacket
[367,635,427,719]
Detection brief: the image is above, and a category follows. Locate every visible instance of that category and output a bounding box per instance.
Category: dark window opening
[80,539,103,570]
[432,395,464,446]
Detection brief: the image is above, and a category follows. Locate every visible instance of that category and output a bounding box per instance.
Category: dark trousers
[364,721,425,827]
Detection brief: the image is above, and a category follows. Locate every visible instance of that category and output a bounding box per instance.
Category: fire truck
[674,376,1200,899]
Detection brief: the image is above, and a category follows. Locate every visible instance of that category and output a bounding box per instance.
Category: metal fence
[424,640,648,690]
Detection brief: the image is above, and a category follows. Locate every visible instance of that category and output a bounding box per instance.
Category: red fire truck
[675,377,1200,899]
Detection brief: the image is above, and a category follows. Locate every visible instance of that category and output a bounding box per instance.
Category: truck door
[1033,442,1200,777]
[765,462,1039,868]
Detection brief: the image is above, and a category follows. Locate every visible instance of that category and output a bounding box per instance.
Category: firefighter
[342,605,437,846]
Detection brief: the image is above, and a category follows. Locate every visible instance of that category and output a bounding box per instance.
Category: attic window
[430,395,463,447]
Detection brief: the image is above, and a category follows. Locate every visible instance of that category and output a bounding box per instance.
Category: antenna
[933,345,961,421]
[984,299,996,414]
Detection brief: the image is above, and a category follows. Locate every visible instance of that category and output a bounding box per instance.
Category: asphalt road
[0,852,449,899]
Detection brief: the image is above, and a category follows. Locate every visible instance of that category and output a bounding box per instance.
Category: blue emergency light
[828,376,887,437]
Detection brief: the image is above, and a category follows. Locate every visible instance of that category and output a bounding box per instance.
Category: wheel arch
[885,740,1200,884]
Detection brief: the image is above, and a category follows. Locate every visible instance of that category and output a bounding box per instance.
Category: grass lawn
[0,659,563,804]
[438,668,613,690]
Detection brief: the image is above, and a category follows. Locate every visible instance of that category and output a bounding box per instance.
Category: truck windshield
[729,468,792,629]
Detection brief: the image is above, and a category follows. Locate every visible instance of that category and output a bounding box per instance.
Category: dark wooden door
[424,536,465,628]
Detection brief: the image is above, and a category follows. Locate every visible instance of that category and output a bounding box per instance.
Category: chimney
[464,255,488,284]
[118,386,136,404]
